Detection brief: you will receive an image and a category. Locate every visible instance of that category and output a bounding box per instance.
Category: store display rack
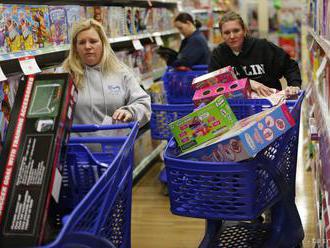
[0,29,179,77]
[0,0,180,183]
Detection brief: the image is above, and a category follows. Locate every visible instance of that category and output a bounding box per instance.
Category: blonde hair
[62,19,126,88]
[218,11,247,34]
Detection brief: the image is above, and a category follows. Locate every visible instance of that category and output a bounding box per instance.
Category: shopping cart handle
[71,122,137,132]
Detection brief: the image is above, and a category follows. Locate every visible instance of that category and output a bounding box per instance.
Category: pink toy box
[178,103,295,162]
[192,66,237,90]
[193,78,252,106]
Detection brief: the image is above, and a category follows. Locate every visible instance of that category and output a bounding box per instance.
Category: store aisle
[132,146,317,248]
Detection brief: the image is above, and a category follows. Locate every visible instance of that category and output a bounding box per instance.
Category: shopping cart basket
[164,93,305,248]
[151,98,275,187]
[40,122,139,248]
[162,65,208,104]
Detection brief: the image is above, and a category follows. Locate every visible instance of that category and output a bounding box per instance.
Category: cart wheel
[161,183,169,196]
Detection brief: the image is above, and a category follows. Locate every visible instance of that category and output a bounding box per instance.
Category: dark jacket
[209,37,301,90]
[172,30,210,67]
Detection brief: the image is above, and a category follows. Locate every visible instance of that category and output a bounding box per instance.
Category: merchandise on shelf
[30,5,51,49]
[0,73,77,247]
[179,102,295,162]
[65,5,83,42]
[169,95,237,152]
[49,5,68,45]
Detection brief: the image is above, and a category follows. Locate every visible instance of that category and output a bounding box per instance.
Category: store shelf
[0,29,178,76]
[308,28,330,61]
[1,0,178,8]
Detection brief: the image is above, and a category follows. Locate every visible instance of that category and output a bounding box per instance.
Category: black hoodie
[209,37,301,90]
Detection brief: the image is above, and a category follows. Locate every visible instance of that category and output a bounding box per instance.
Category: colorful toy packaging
[179,103,295,162]
[192,66,237,90]
[193,78,252,106]
[169,95,237,153]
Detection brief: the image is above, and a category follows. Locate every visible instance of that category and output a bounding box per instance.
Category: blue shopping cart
[39,122,139,248]
[162,65,208,104]
[164,93,305,248]
[151,98,276,189]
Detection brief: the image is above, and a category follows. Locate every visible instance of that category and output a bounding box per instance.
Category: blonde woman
[63,19,151,127]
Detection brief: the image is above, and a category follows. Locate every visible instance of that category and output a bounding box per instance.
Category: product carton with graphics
[179,103,295,162]
[0,73,77,247]
[192,66,237,90]
[169,95,237,153]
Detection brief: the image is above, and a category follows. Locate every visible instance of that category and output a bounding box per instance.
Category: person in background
[63,19,151,127]
[209,11,301,97]
[168,12,210,68]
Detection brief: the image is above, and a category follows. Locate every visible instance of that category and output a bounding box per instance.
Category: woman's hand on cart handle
[284,86,300,97]
[250,80,274,97]
[113,109,133,123]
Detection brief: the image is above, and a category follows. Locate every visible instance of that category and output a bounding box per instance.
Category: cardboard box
[169,95,237,153]
[179,103,295,162]
[192,66,237,90]
[193,78,251,106]
[0,73,77,247]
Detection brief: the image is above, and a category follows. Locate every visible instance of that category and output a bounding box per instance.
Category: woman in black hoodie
[209,11,301,97]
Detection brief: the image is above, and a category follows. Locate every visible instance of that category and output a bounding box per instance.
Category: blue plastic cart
[151,98,276,187]
[38,122,139,248]
[162,65,208,104]
[164,93,305,247]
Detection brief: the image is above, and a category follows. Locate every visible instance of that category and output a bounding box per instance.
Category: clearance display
[0,73,77,247]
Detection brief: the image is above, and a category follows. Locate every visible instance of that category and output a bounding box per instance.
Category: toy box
[0,73,77,247]
[169,95,237,153]
[193,78,252,106]
[179,103,295,162]
[192,66,237,90]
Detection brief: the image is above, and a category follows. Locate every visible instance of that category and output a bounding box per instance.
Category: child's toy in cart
[43,122,139,248]
[178,102,295,162]
[164,93,305,248]
[191,65,237,90]
[169,95,237,153]
[192,78,252,106]
[162,65,208,103]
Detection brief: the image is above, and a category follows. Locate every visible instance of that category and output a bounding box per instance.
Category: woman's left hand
[112,109,133,122]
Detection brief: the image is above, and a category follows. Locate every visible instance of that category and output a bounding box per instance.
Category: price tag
[155,35,164,46]
[18,56,41,75]
[132,39,144,50]
[0,66,7,81]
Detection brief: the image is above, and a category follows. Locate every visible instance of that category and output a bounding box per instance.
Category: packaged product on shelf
[107,6,126,37]
[49,6,68,45]
[3,5,22,52]
[169,95,237,152]
[0,5,5,54]
[179,103,295,162]
[192,66,237,90]
[125,7,134,35]
[17,5,34,51]
[0,73,77,247]
[85,6,108,34]
[30,5,51,49]
[193,78,252,106]
[65,5,82,42]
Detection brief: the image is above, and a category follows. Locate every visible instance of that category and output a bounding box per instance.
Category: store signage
[132,39,144,50]
[18,56,41,75]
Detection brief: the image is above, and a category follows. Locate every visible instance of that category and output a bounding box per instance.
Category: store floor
[132,150,316,248]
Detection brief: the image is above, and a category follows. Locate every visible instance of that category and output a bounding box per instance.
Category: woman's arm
[114,71,151,126]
